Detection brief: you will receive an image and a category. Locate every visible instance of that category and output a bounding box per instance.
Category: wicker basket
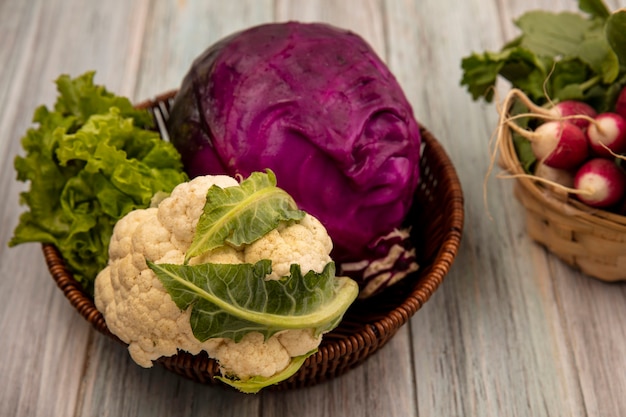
[42,90,464,391]
[498,117,626,281]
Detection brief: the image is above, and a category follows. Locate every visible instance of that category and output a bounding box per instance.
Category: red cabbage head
[167,22,421,278]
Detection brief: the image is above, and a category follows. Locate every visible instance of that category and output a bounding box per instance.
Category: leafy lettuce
[10,72,188,294]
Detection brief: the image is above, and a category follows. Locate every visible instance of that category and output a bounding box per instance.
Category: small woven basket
[43,90,464,391]
[498,120,626,281]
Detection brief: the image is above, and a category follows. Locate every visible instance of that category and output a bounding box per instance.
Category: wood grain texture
[0,1,151,416]
[134,0,274,100]
[2,0,626,416]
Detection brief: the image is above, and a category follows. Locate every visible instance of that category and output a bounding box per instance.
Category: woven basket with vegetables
[461,0,626,281]
[10,22,463,392]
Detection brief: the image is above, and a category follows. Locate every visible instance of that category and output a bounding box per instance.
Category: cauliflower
[94,172,356,391]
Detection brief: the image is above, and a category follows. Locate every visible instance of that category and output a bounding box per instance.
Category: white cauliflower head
[94,174,334,381]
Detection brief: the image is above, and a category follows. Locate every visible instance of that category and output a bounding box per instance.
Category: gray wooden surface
[2,0,626,416]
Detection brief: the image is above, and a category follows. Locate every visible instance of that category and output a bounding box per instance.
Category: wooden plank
[262,327,416,417]
[547,257,626,416]
[78,329,414,417]
[385,0,565,415]
[274,0,386,58]
[133,0,274,101]
[0,1,152,416]
[0,246,91,417]
[390,0,626,415]
[77,336,260,416]
[0,1,40,135]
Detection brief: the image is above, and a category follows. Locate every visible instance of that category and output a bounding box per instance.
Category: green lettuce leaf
[54,71,153,129]
[148,260,359,342]
[185,170,304,262]
[10,72,188,294]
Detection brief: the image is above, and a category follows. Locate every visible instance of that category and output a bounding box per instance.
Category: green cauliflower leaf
[148,260,359,342]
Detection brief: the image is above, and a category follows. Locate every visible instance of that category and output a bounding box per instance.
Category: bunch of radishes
[505,86,626,211]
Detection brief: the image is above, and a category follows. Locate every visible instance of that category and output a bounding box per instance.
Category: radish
[616,86,626,120]
[548,100,597,130]
[508,120,589,170]
[534,161,575,197]
[535,161,574,186]
[505,90,596,128]
[574,158,626,208]
[586,112,626,157]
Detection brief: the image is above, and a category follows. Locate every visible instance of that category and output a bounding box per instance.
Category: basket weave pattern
[42,91,464,390]
[499,125,626,281]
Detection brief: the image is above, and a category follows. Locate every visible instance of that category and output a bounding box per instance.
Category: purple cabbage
[167,22,421,296]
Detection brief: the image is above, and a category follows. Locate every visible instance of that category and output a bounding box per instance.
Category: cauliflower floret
[108,209,148,260]
[95,176,241,368]
[188,245,244,266]
[156,174,238,249]
[244,214,332,279]
[131,208,177,262]
[275,329,322,357]
[208,332,291,379]
[94,174,337,384]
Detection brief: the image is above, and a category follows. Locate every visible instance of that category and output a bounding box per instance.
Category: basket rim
[43,91,464,389]
[498,106,626,232]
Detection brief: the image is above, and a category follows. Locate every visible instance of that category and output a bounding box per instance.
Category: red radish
[509,120,589,170]
[586,112,626,157]
[507,90,596,129]
[574,158,626,208]
[548,100,597,129]
[615,86,626,120]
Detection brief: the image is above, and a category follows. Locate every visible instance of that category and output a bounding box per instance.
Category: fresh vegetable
[461,1,626,112]
[166,22,421,297]
[94,170,359,393]
[586,112,626,156]
[499,90,598,130]
[548,100,597,129]
[508,119,589,170]
[464,1,626,213]
[9,72,188,294]
[534,162,575,196]
[574,158,626,207]
[498,87,626,212]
